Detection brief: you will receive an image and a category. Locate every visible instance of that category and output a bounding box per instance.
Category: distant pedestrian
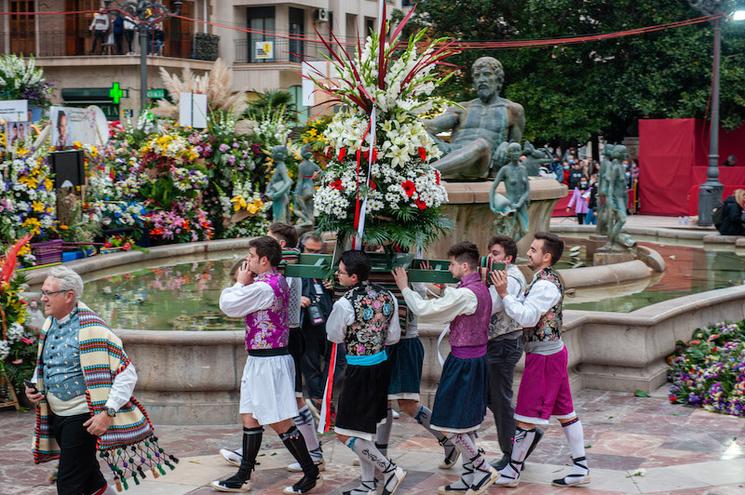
[89,8,110,55]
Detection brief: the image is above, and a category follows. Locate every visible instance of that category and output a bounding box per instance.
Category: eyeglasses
[41,289,69,297]
[336,269,349,276]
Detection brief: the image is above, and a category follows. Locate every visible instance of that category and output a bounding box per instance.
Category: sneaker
[220,448,242,467]
[380,464,406,495]
[282,471,323,494]
[287,459,325,473]
[211,473,251,492]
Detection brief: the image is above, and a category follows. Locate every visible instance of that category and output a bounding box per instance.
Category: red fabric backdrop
[638,118,745,216]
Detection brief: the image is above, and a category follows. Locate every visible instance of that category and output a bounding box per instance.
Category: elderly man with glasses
[26,265,176,495]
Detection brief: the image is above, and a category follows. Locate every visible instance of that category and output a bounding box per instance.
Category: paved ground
[2,387,743,495]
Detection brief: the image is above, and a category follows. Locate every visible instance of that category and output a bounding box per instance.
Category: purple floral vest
[343,282,395,356]
[449,272,491,357]
[524,267,563,343]
[244,270,290,350]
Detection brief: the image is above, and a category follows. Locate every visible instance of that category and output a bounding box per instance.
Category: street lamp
[104,1,183,114]
[687,0,743,225]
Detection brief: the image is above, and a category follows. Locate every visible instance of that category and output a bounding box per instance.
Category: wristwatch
[105,407,117,418]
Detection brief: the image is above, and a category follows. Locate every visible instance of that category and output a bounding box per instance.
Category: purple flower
[219,143,230,153]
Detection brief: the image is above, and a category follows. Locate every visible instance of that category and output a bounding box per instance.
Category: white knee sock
[293,406,322,460]
[562,418,589,474]
[345,437,391,473]
[501,427,535,479]
[375,406,393,456]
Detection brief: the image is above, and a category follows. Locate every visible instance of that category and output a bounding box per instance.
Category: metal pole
[140,25,148,115]
[698,16,723,226]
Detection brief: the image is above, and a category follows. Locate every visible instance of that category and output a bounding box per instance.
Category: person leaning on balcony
[89,8,110,55]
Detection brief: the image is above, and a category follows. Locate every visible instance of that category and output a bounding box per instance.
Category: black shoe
[489,453,510,471]
[521,427,544,471]
[210,473,251,492]
[282,470,322,494]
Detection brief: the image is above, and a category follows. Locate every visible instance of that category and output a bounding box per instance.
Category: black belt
[248,347,289,357]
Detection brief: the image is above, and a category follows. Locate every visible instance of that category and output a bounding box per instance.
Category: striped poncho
[32,302,177,491]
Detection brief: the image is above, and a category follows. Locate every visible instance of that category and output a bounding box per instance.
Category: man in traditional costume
[326,250,406,495]
[492,232,591,488]
[26,265,177,494]
[220,223,325,476]
[392,241,497,495]
[484,235,534,471]
[212,236,321,494]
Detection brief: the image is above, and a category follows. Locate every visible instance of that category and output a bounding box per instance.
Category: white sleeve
[326,298,355,344]
[218,282,275,318]
[401,286,477,323]
[503,280,561,328]
[385,298,401,345]
[105,363,138,411]
[490,274,524,315]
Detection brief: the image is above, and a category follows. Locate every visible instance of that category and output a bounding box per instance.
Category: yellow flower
[46,207,54,214]
[73,140,82,148]
[59,224,69,230]
[32,201,44,212]
[44,178,53,191]
[18,175,39,189]
[231,196,247,212]
[18,244,31,256]
[17,147,29,157]
[22,217,42,235]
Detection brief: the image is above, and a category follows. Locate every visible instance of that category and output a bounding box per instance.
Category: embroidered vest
[42,309,87,401]
[488,266,526,340]
[343,282,395,356]
[524,267,563,343]
[244,270,290,350]
[449,272,491,349]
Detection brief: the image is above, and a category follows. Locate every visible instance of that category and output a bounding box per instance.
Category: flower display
[308,7,457,249]
[668,321,745,417]
[0,54,53,108]
[0,236,39,395]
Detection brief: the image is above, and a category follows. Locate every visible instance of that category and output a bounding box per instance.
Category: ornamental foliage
[308,7,456,250]
[668,320,745,417]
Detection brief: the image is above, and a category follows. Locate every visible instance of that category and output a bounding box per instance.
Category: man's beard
[477,87,494,101]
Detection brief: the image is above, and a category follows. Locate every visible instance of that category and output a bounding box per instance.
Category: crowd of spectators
[89,8,163,56]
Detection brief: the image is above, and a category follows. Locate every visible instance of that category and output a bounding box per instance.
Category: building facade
[1,0,403,120]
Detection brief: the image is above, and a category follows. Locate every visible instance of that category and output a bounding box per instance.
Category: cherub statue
[489,142,530,240]
[294,144,321,226]
[266,145,293,223]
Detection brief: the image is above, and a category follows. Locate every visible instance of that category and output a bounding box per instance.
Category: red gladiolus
[435,170,441,185]
[330,179,343,191]
[338,147,347,161]
[103,241,113,248]
[418,147,427,161]
[122,242,132,251]
[21,337,33,345]
[415,198,427,210]
[369,180,377,190]
[402,180,416,198]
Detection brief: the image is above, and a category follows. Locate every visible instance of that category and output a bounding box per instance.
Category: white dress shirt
[219,281,275,317]
[326,296,401,346]
[502,277,561,329]
[400,286,477,323]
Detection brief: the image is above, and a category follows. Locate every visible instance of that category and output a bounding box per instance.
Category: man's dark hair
[340,250,371,282]
[57,110,66,127]
[248,236,283,267]
[534,232,564,266]
[299,231,323,251]
[488,235,517,263]
[447,241,480,270]
[268,222,298,248]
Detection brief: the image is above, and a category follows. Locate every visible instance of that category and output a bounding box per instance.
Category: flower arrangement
[668,320,745,417]
[0,54,53,107]
[308,7,457,249]
[0,236,38,396]
[0,150,56,255]
[225,177,268,238]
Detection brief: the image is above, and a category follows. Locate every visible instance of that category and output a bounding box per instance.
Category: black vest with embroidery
[524,267,563,343]
[343,282,395,356]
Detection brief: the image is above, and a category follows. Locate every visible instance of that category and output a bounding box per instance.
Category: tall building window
[10,0,36,55]
[288,7,304,63]
[247,6,275,63]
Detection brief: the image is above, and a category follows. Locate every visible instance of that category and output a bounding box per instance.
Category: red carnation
[363,147,378,163]
[402,180,416,198]
[338,147,347,161]
[415,198,427,210]
[330,179,343,191]
[418,147,427,162]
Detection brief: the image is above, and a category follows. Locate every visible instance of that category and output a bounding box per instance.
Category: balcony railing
[6,31,200,60]
[234,38,333,64]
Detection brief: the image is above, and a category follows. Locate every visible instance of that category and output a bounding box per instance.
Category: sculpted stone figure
[605,144,636,249]
[266,145,293,224]
[424,57,526,180]
[522,141,552,176]
[489,142,530,240]
[596,144,615,236]
[294,144,321,226]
